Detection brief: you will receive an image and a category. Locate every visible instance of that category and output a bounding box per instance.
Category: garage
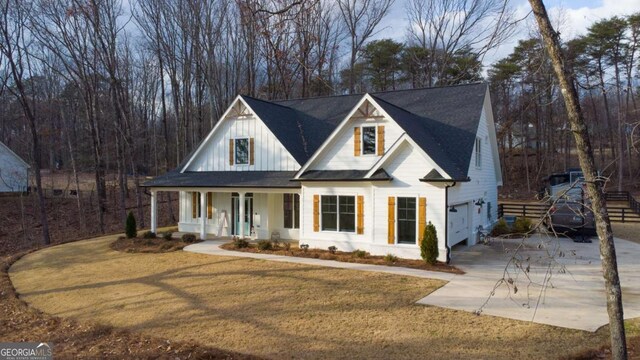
[448,203,469,246]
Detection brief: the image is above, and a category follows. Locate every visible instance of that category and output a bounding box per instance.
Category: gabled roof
[0,141,29,168]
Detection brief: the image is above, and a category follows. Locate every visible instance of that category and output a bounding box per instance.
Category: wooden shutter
[313,195,320,232]
[354,127,361,156]
[192,192,198,218]
[229,139,234,165]
[388,197,395,244]
[418,197,426,245]
[357,195,364,234]
[207,192,213,219]
[377,125,385,155]
[249,138,255,165]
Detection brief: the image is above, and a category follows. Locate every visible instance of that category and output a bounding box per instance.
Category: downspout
[444,181,456,264]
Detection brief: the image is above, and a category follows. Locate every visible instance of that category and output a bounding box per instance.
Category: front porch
[149,187,300,241]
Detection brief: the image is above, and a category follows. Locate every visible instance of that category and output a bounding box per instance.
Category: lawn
[8,236,622,359]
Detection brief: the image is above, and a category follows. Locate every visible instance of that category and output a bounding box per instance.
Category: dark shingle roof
[298,169,391,181]
[142,171,300,188]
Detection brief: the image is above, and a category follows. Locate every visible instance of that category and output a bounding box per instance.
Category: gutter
[444,181,457,264]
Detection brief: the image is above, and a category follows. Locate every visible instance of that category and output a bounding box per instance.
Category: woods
[0,0,639,245]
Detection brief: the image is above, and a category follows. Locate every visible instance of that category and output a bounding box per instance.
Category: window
[487,202,492,222]
[234,138,249,165]
[321,195,356,232]
[475,137,482,168]
[362,126,376,155]
[397,197,416,244]
[283,193,300,229]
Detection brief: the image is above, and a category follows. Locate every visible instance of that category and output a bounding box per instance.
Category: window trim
[320,194,357,233]
[395,196,418,245]
[360,125,378,156]
[233,137,250,166]
[475,136,482,168]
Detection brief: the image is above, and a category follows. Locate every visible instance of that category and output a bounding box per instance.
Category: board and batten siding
[311,104,404,170]
[448,98,500,245]
[185,113,300,172]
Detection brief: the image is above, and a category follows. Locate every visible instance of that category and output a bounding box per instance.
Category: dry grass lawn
[612,223,640,244]
[8,236,625,359]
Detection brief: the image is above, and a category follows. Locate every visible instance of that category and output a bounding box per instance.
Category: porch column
[239,191,245,238]
[150,190,157,234]
[200,191,207,240]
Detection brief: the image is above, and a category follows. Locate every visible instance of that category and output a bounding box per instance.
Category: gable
[183,98,300,172]
[376,140,440,188]
[0,141,29,168]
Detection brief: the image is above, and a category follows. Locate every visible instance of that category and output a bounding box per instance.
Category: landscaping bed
[220,240,463,274]
[110,232,200,253]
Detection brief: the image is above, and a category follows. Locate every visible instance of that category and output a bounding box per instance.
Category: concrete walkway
[186,236,640,332]
[184,241,456,281]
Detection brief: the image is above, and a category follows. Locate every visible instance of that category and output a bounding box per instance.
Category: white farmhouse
[143,83,502,263]
[0,141,29,193]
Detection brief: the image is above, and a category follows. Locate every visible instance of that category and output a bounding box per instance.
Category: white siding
[0,143,28,193]
[311,101,404,170]
[448,100,500,245]
[185,113,299,172]
[301,142,448,262]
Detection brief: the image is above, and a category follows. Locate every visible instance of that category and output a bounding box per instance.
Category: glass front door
[232,194,253,235]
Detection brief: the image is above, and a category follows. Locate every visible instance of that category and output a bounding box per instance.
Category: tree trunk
[528,1,628,359]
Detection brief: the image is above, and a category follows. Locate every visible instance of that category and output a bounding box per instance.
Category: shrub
[125,211,137,238]
[257,240,272,250]
[142,231,156,239]
[384,253,398,263]
[300,244,309,252]
[513,217,533,234]
[163,232,173,240]
[491,218,510,237]
[328,246,337,254]
[353,249,367,258]
[181,233,197,243]
[420,221,439,265]
[283,242,291,251]
[233,237,250,249]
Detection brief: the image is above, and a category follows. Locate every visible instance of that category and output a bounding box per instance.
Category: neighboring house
[0,141,29,193]
[143,83,502,263]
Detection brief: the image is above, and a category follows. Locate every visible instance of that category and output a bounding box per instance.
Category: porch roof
[141,171,300,188]
[297,169,391,181]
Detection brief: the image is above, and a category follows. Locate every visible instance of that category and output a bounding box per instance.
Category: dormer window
[234,138,249,165]
[362,126,376,155]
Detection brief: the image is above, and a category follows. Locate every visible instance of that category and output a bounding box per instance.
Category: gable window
[362,126,376,155]
[283,193,300,229]
[321,195,356,232]
[475,137,482,168]
[234,138,249,165]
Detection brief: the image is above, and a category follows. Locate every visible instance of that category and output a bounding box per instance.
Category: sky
[371,0,640,68]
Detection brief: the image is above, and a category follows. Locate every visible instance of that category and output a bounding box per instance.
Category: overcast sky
[371,0,640,67]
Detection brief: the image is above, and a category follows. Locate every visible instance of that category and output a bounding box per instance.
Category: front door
[231,194,253,236]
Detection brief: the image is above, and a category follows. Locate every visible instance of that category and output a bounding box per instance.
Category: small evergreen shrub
[181,233,197,243]
[491,218,510,236]
[513,217,533,234]
[257,240,272,250]
[384,253,398,263]
[163,232,173,240]
[328,246,337,254]
[300,244,309,252]
[125,212,137,238]
[142,231,156,239]
[233,237,250,249]
[420,221,439,265]
[353,249,367,258]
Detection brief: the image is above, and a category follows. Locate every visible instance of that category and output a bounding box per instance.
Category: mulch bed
[220,242,464,274]
[110,236,201,253]
[1,251,261,360]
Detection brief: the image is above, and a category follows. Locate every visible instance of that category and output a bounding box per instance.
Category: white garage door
[449,203,469,246]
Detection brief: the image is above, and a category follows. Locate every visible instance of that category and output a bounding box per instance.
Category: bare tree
[337,0,394,94]
[528,1,627,358]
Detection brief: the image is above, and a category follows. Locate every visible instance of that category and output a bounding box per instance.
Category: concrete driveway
[418,234,640,331]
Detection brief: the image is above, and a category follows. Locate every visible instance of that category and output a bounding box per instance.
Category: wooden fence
[498,198,640,224]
